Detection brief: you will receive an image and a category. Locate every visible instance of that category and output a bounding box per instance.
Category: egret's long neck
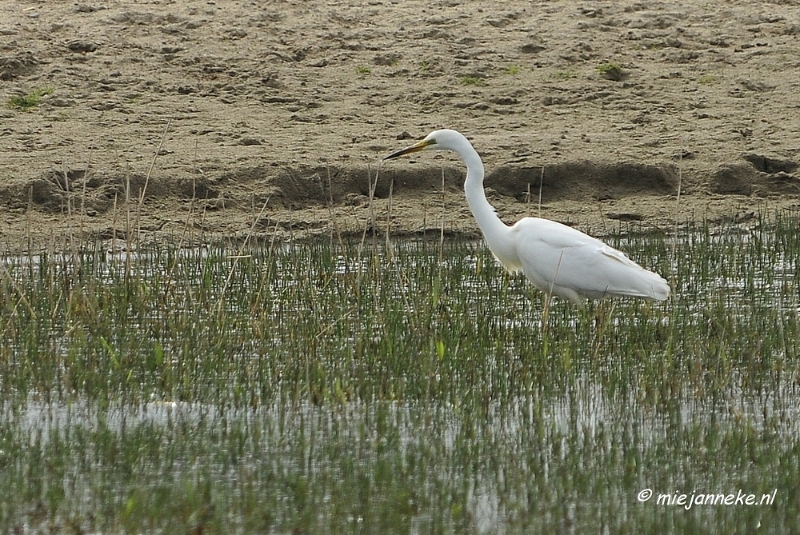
[461,146,516,263]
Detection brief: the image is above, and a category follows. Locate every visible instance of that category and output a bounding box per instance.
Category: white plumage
[384,129,670,304]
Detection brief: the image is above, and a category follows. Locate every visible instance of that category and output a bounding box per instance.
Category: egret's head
[383,129,467,160]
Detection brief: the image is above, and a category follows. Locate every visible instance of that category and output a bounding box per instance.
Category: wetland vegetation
[1,212,800,534]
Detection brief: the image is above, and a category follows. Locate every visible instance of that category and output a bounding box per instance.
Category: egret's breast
[492,252,523,274]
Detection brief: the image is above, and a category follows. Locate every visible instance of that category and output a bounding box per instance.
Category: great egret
[383,129,670,304]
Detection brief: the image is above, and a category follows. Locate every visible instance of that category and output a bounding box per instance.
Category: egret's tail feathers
[613,271,670,301]
[649,278,671,301]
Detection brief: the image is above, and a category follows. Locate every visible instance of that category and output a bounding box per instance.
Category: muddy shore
[2,1,799,250]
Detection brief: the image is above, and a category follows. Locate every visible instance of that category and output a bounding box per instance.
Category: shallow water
[3,381,797,534]
[2,220,800,533]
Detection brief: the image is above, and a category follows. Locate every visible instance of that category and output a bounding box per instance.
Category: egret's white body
[384,129,670,304]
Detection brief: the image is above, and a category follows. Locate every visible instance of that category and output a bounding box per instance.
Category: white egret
[383,129,670,304]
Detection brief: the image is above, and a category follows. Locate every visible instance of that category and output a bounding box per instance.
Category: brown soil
[2,0,800,250]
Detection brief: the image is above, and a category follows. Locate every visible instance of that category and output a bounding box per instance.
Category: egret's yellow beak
[383,138,437,160]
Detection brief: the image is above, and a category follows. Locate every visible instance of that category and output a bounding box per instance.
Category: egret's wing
[512,218,669,300]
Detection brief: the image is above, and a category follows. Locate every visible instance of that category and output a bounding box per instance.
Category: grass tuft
[597,62,626,81]
[7,86,54,110]
[459,76,486,86]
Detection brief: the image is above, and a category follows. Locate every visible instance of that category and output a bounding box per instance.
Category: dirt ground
[2,0,800,251]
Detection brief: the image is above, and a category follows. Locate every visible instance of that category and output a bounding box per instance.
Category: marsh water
[2,216,800,533]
